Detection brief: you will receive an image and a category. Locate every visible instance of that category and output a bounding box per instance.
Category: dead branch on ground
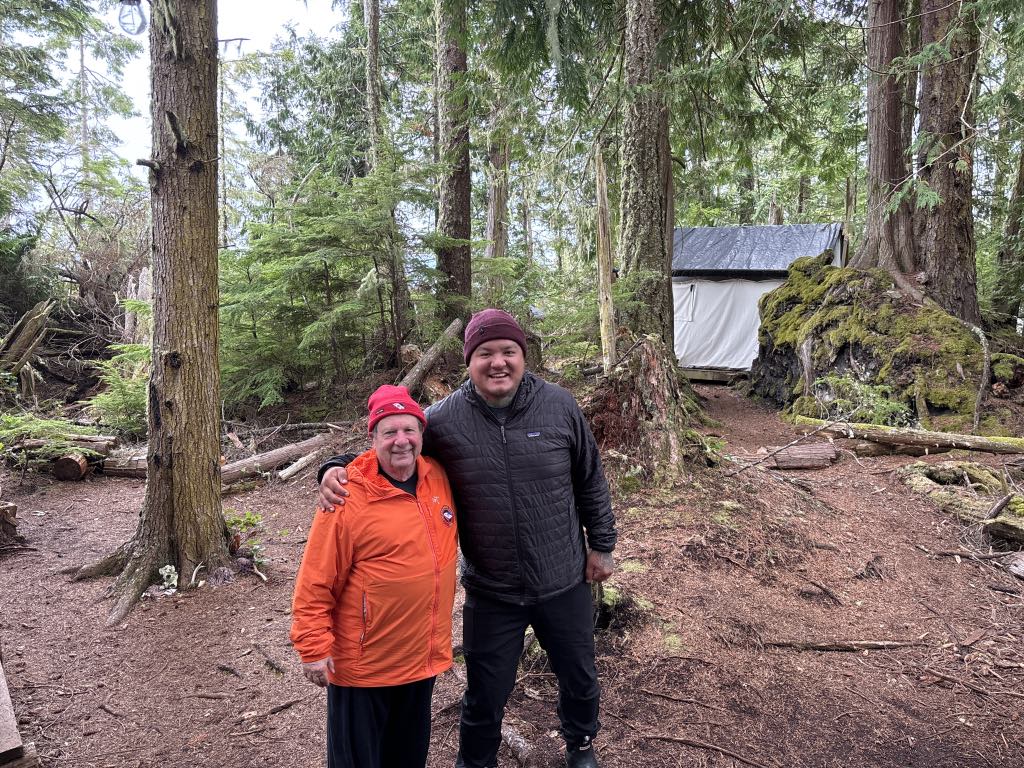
[765,640,919,652]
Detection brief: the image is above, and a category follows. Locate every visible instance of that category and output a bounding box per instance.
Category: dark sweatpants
[327,677,436,768]
[457,581,600,768]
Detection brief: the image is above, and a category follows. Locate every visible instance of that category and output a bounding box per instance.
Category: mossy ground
[753,255,1024,435]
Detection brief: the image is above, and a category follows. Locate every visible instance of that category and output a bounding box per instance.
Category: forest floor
[1,383,1023,768]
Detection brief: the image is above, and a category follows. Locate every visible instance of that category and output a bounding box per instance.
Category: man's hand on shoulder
[316,466,350,513]
[586,550,614,583]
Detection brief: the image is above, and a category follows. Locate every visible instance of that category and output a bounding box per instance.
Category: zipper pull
[500,425,506,444]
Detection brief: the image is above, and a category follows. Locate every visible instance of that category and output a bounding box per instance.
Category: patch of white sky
[108,0,342,177]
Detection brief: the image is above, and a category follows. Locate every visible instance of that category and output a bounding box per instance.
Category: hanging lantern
[118,0,147,36]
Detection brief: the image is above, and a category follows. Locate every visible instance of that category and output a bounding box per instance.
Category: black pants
[327,677,436,768]
[457,582,600,768]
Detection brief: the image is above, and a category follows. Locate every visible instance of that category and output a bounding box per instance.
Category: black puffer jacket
[321,372,616,605]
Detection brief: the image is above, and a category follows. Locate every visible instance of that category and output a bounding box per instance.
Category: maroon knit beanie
[463,309,527,364]
[367,385,426,433]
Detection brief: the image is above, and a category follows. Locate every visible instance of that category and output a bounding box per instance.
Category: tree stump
[583,336,704,482]
[0,503,17,543]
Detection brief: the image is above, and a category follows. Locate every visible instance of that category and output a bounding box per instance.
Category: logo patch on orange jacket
[441,506,454,526]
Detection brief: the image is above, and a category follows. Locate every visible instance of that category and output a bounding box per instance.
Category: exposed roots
[70,540,133,580]
[105,545,164,625]
[70,535,167,625]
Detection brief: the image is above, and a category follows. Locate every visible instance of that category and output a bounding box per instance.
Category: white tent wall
[672,278,784,370]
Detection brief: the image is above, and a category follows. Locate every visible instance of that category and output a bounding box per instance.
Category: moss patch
[751,255,1011,433]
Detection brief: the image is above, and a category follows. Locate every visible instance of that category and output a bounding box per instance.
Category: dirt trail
[1,385,1022,768]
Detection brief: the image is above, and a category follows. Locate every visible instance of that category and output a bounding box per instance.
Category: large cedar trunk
[914,0,982,324]
[853,0,917,274]
[435,0,471,325]
[994,148,1024,327]
[75,0,230,623]
[602,0,697,480]
[617,0,672,347]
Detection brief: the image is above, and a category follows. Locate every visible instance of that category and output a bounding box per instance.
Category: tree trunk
[75,0,230,625]
[994,147,1024,327]
[618,0,672,347]
[435,0,471,325]
[595,143,616,373]
[364,0,383,170]
[483,121,510,302]
[914,0,982,324]
[520,186,535,266]
[852,0,918,275]
[363,0,412,362]
[605,1,700,481]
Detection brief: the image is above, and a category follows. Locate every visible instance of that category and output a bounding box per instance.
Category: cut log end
[52,453,89,481]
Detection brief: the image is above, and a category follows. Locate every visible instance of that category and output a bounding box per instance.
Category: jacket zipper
[417,499,442,671]
[498,422,526,605]
[359,591,368,649]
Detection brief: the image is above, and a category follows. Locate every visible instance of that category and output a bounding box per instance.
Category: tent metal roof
[671,223,845,277]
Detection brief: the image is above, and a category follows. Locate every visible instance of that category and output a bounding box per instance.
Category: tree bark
[853,0,918,275]
[914,0,982,324]
[75,0,230,624]
[617,0,672,347]
[595,144,616,373]
[483,110,510,302]
[434,0,471,325]
[364,0,383,170]
[994,147,1024,327]
[363,0,412,362]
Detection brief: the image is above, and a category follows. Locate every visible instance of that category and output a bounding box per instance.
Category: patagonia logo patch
[441,506,454,526]
[527,431,541,438]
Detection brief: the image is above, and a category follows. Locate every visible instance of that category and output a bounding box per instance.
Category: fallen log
[221,432,338,485]
[103,431,353,485]
[0,300,52,376]
[772,442,838,469]
[16,439,115,457]
[52,453,89,481]
[102,455,147,478]
[278,451,322,481]
[398,318,463,397]
[848,440,931,457]
[792,416,1024,455]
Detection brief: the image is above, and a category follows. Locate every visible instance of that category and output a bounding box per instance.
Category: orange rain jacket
[290,450,458,687]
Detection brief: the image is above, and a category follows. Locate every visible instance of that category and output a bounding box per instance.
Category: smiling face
[468,338,525,406]
[371,413,423,481]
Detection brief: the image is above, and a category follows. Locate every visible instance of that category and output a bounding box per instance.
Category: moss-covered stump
[582,336,710,484]
[751,254,1023,434]
[896,461,1024,545]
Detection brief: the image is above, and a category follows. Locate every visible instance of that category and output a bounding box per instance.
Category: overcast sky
[110,0,340,171]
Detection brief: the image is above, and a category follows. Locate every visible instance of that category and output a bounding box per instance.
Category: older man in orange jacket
[291,385,458,768]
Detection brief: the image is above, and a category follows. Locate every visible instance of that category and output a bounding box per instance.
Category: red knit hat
[463,308,527,363]
[367,385,426,433]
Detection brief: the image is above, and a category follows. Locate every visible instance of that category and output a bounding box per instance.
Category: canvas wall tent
[671,223,846,373]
